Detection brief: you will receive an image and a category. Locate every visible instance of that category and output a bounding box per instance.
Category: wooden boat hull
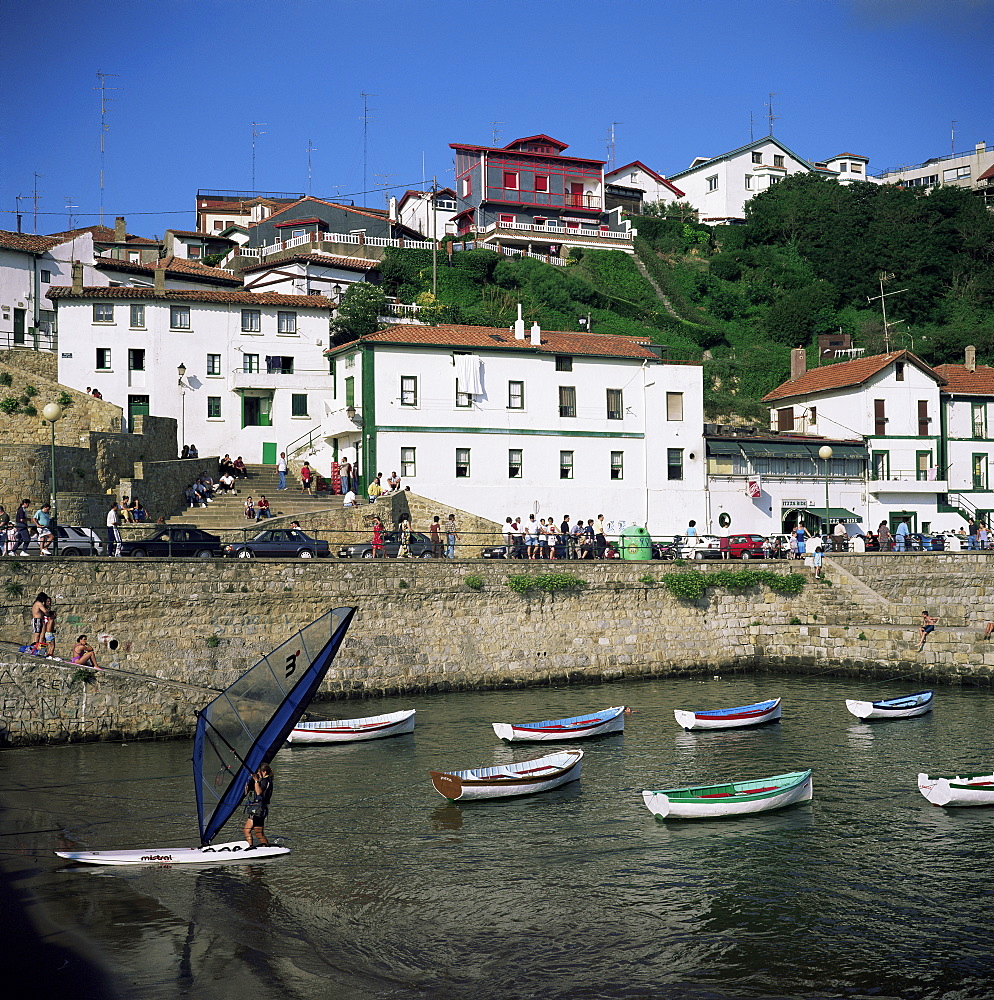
[287,709,415,743]
[918,771,994,807]
[642,769,813,820]
[430,749,583,801]
[492,706,625,742]
[55,840,291,866]
[846,691,933,721]
[674,698,781,731]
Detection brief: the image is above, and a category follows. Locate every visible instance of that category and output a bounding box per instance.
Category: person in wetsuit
[243,763,274,848]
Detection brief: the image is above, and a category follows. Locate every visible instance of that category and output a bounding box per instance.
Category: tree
[330,283,387,342]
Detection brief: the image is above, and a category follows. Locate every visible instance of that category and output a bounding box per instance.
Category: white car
[676,534,722,560]
[23,525,105,556]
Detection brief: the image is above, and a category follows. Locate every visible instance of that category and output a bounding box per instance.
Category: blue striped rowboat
[492,706,625,742]
[674,697,781,731]
[845,691,933,721]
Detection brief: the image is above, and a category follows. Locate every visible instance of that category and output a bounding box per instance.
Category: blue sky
[1,0,990,237]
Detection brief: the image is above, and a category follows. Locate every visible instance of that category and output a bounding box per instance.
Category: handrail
[284,423,323,459]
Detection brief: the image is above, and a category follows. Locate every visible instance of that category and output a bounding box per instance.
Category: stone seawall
[2,555,993,746]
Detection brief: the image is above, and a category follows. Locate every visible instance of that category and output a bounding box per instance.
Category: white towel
[455,353,483,395]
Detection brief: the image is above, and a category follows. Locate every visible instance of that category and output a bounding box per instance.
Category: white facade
[395,190,457,239]
[821,153,880,186]
[242,255,377,298]
[604,161,684,207]
[317,325,705,534]
[49,287,334,461]
[873,142,994,193]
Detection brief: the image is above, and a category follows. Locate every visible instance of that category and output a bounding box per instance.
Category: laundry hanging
[454,353,483,395]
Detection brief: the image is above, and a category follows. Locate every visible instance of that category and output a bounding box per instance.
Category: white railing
[240,231,438,260]
[383,302,421,315]
[491,245,569,267]
[476,221,633,241]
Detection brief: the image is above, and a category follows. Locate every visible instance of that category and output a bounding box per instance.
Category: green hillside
[377,177,994,421]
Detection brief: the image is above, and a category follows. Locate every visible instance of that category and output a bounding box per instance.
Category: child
[71,635,101,669]
[918,610,939,652]
[40,603,56,658]
[812,545,824,579]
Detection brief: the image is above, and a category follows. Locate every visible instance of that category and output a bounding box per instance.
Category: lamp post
[818,445,834,541]
[177,363,187,456]
[42,402,63,556]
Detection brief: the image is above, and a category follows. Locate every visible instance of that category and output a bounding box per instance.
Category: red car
[695,533,768,559]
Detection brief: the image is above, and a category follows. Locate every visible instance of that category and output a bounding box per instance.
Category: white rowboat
[492,706,625,742]
[845,690,933,721]
[918,771,994,807]
[674,697,781,731]
[642,769,813,820]
[287,709,416,744]
[430,749,583,801]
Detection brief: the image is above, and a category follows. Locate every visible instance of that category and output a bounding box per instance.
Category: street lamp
[177,363,187,455]
[42,402,63,556]
[818,445,834,541]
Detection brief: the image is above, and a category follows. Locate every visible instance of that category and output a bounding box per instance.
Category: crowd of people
[501,514,616,560]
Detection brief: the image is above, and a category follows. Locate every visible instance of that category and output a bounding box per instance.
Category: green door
[13,308,26,345]
[127,394,150,433]
[262,442,277,465]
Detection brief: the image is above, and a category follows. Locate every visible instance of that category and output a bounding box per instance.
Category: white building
[873,141,994,199]
[241,253,380,298]
[48,278,334,462]
[319,320,704,533]
[604,161,686,214]
[394,189,458,239]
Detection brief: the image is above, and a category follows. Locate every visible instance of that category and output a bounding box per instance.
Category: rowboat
[845,690,933,721]
[642,769,813,820]
[918,771,994,807]
[286,709,415,744]
[674,697,781,731]
[492,706,625,742]
[429,749,583,801]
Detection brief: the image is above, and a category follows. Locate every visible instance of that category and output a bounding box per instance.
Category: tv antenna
[765,92,779,136]
[65,195,79,231]
[361,92,377,202]
[606,122,622,170]
[750,111,755,141]
[950,120,957,156]
[32,173,43,234]
[251,123,267,191]
[306,138,317,194]
[373,173,396,206]
[490,121,506,146]
[94,70,120,226]
[15,193,27,233]
[867,272,908,353]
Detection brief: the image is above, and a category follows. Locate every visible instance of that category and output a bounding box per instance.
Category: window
[943,165,971,182]
[456,380,472,408]
[973,403,987,440]
[606,388,623,420]
[667,448,684,481]
[40,269,52,282]
[555,355,573,372]
[277,311,297,334]
[400,376,418,406]
[188,245,202,258]
[872,451,890,480]
[241,309,261,332]
[170,305,190,329]
[808,405,817,425]
[499,214,516,225]
[666,392,684,421]
[291,393,308,417]
[461,176,472,198]
[207,396,221,419]
[611,451,624,480]
[93,303,114,323]
[96,348,111,370]
[130,304,145,328]
[769,176,781,185]
[508,380,524,409]
[560,450,574,479]
[895,361,905,381]
[207,353,222,376]
[503,171,518,190]
[751,152,763,164]
[838,162,849,172]
[851,163,863,174]
[707,175,718,192]
[266,355,294,374]
[559,386,576,418]
[534,175,549,193]
[874,399,886,436]
[128,250,140,263]
[401,447,416,478]
[128,348,145,371]
[917,399,930,436]
[973,453,987,490]
[773,155,785,168]
[455,448,470,478]
[243,353,260,373]
[744,175,753,190]
[345,375,355,408]
[916,450,932,481]
[508,448,522,478]
[777,406,794,432]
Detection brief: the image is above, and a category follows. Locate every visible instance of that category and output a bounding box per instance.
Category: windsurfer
[243,763,274,848]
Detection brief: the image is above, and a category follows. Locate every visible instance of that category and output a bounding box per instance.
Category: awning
[781,505,862,524]
[707,440,743,455]
[741,441,810,458]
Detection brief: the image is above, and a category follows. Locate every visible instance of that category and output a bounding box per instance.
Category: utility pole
[94,70,119,227]
[431,175,438,296]
[750,111,755,142]
[306,138,317,195]
[361,92,377,203]
[867,272,908,353]
[251,123,267,191]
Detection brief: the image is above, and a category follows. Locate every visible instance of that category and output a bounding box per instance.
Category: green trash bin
[619,525,653,561]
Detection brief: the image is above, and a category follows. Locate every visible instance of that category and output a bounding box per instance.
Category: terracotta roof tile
[933,363,994,395]
[241,253,380,275]
[46,225,158,245]
[0,230,63,253]
[47,285,333,308]
[762,350,944,403]
[328,323,662,361]
[95,255,242,285]
[252,197,390,229]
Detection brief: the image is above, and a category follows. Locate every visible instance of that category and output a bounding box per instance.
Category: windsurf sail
[193,606,356,844]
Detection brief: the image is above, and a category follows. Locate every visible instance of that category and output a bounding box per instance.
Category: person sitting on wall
[342,489,357,508]
[367,477,383,503]
[188,444,199,459]
[386,471,401,493]
[181,444,190,459]
[233,457,248,479]
[121,496,135,523]
[185,485,201,508]
[132,500,148,522]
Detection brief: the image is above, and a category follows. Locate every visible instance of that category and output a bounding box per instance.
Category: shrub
[4,580,25,598]
[639,573,656,586]
[0,396,21,414]
[22,385,38,398]
[205,635,221,648]
[858,632,867,641]
[661,569,806,602]
[71,668,97,685]
[464,574,484,591]
[57,391,74,410]
[507,572,586,596]
[0,372,11,386]
[789,617,802,625]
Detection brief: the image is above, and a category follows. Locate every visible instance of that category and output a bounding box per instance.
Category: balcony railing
[476,220,633,241]
[238,231,437,260]
[487,188,603,211]
[231,367,331,390]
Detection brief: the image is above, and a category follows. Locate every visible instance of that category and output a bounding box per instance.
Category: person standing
[967,518,978,551]
[106,501,122,557]
[445,513,458,559]
[300,461,312,495]
[895,518,910,553]
[979,522,989,551]
[243,763,274,849]
[32,503,54,556]
[397,518,412,558]
[30,592,50,650]
[372,517,385,558]
[595,515,607,559]
[795,522,809,559]
[276,452,288,490]
[832,520,847,553]
[812,545,824,579]
[525,514,539,559]
[918,610,939,652]
[877,521,891,552]
[13,499,32,556]
[341,458,353,495]
[429,515,442,557]
[719,521,730,560]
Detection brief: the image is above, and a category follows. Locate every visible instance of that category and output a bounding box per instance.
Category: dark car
[338,530,435,559]
[224,528,330,559]
[119,527,223,558]
[482,544,510,559]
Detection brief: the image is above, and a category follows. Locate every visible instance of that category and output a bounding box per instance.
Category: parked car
[482,544,510,559]
[119,527,223,558]
[675,534,722,560]
[338,530,435,559]
[225,528,330,559]
[727,533,768,559]
[25,525,104,556]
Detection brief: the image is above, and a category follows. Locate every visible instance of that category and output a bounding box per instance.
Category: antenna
[866,272,908,353]
[373,173,396,206]
[65,195,79,231]
[750,111,755,141]
[765,92,779,136]
[490,121,506,146]
[94,70,120,227]
[32,173,43,234]
[306,138,317,195]
[951,120,957,157]
[606,122,623,171]
[15,193,27,233]
[251,123,267,191]
[361,92,377,203]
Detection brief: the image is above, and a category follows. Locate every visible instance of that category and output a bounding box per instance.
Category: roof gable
[0,230,63,254]
[668,136,817,181]
[253,196,389,229]
[605,161,685,198]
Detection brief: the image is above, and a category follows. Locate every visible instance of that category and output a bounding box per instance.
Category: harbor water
[2,673,993,999]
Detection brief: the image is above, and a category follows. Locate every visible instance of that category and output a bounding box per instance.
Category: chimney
[790,347,806,381]
[513,303,525,340]
[154,263,166,294]
[529,322,541,346]
[976,141,986,153]
[965,345,976,372]
[71,261,83,293]
[114,216,127,242]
